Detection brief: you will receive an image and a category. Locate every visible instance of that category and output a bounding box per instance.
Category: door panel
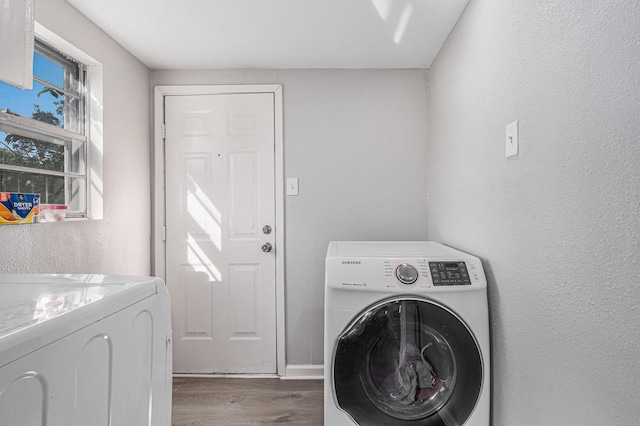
[165,93,276,374]
[228,152,259,238]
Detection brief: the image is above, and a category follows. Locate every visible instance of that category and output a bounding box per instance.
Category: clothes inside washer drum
[358,300,457,419]
[333,296,482,425]
[377,343,436,403]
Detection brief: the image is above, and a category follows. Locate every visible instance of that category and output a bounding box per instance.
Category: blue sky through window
[33,53,65,87]
[0,51,65,126]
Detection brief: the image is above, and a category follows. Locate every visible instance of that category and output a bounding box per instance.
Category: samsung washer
[324,241,490,426]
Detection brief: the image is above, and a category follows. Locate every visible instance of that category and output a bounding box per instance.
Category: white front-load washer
[324,241,490,426]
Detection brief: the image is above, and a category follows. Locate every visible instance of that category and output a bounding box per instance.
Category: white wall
[152,69,429,366]
[0,0,151,275]
[428,1,640,424]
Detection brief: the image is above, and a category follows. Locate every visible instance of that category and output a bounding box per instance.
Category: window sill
[38,216,92,224]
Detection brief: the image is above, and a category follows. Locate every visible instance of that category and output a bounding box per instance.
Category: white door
[164,93,276,374]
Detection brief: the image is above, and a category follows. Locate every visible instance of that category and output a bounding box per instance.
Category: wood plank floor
[172,377,324,425]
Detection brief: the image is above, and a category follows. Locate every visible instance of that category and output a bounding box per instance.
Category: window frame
[0,39,88,216]
[33,38,86,135]
[0,23,103,220]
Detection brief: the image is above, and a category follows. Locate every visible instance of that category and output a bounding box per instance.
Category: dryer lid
[0,274,161,368]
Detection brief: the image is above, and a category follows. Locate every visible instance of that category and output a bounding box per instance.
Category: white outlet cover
[286,177,299,196]
[506,120,519,157]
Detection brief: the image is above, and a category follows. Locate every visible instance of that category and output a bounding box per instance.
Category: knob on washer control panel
[395,263,419,284]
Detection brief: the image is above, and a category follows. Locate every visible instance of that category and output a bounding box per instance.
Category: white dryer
[324,241,490,426]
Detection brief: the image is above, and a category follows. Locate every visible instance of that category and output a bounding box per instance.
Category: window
[0,39,87,216]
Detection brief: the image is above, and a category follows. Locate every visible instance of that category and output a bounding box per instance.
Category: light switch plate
[506,120,519,157]
[286,178,299,196]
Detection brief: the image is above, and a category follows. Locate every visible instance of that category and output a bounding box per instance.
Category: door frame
[152,84,286,375]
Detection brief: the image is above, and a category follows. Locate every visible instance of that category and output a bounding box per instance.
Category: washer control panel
[326,241,487,292]
[429,262,472,286]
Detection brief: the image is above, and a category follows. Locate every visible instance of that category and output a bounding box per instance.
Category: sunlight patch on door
[185,157,222,251]
[186,236,222,282]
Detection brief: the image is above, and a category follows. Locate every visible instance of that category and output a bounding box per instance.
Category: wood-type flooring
[172,377,324,425]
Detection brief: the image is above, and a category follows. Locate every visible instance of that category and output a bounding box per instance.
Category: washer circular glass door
[332,297,483,425]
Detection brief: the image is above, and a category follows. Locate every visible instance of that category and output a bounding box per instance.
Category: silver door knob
[261,242,273,253]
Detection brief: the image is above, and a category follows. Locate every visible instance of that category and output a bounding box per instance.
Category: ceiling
[64,0,469,70]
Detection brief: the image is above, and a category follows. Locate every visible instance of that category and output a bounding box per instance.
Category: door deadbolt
[261,242,273,253]
[262,225,272,235]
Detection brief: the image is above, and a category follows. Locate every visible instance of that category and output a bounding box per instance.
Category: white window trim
[34,22,103,220]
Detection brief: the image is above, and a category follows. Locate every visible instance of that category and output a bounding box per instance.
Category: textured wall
[152,69,429,366]
[428,0,640,424]
[0,0,151,275]
[279,70,429,365]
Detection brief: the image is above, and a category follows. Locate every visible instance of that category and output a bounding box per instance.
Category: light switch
[506,120,519,157]
[287,178,299,196]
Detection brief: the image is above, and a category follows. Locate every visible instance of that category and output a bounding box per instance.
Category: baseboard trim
[173,373,279,379]
[282,364,324,380]
[172,365,324,380]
